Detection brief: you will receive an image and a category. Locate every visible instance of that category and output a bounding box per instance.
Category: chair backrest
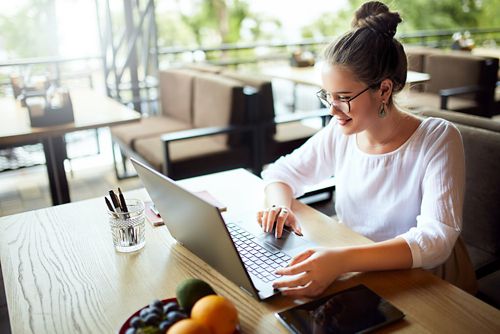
[420,109,500,258]
[404,46,440,92]
[220,70,276,139]
[423,53,485,99]
[405,46,440,72]
[158,69,197,123]
[192,73,245,147]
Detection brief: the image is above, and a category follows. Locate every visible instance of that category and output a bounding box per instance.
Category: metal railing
[157,27,500,67]
[2,27,498,101]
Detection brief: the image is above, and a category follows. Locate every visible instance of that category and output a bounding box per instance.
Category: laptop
[130,158,316,300]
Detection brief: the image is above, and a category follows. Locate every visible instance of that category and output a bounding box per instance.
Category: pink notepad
[145,201,164,226]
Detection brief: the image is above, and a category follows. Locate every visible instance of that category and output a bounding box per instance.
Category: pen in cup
[105,196,119,218]
[118,187,128,213]
[109,190,121,212]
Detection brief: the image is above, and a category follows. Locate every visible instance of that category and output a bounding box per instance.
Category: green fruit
[175,278,216,315]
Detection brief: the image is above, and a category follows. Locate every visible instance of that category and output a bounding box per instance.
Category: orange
[191,295,239,334]
[167,318,211,334]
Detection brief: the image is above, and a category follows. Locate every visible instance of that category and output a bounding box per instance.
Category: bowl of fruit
[119,278,240,334]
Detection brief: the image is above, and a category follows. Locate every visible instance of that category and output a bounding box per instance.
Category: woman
[257,1,474,297]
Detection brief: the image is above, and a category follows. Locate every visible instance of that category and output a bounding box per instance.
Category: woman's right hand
[256,205,302,238]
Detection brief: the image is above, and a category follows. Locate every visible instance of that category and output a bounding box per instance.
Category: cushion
[455,123,500,256]
[405,47,427,73]
[192,73,245,146]
[420,109,500,132]
[158,69,197,123]
[418,110,500,275]
[110,116,191,149]
[134,135,231,172]
[424,53,484,97]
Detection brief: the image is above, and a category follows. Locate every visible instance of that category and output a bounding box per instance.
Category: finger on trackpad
[260,228,309,249]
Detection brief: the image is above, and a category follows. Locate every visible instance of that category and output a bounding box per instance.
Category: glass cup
[107,199,146,252]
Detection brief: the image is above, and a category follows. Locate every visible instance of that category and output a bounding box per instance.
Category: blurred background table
[0,89,140,205]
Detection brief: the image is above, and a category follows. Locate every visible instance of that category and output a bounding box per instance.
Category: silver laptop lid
[130,158,263,299]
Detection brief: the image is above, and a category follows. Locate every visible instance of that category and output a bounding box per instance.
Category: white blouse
[262,117,465,269]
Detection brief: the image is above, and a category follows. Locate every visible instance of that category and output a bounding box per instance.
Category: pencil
[109,190,121,212]
[105,197,115,212]
[118,187,128,213]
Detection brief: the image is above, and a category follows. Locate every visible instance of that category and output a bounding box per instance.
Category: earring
[378,102,387,118]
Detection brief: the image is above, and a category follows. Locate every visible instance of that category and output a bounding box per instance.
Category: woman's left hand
[272,248,346,297]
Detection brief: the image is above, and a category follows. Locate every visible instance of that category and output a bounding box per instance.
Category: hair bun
[352,1,402,38]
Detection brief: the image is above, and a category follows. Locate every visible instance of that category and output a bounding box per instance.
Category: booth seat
[402,46,498,118]
[111,69,258,180]
[418,108,500,307]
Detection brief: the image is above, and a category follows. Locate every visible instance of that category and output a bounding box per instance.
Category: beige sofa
[111,68,258,179]
[402,46,498,118]
[418,108,500,307]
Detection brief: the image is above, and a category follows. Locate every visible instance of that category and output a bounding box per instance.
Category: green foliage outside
[301,0,500,39]
[156,0,281,48]
[0,0,499,61]
[0,0,59,58]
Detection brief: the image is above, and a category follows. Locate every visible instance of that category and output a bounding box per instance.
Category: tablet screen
[276,284,405,334]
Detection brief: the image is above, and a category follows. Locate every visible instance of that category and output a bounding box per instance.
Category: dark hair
[324,1,407,103]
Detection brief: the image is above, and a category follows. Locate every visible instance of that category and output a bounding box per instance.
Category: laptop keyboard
[227,223,291,283]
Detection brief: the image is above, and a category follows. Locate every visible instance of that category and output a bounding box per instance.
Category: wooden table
[0,169,499,333]
[0,89,140,205]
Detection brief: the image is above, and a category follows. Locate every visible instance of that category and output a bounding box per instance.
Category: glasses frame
[316,85,376,113]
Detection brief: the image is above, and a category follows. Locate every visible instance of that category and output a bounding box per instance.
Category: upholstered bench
[419,108,500,307]
[111,68,258,179]
[402,47,498,117]
[110,68,196,156]
[132,72,254,178]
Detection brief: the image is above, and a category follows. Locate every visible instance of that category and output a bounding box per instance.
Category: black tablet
[275,284,405,334]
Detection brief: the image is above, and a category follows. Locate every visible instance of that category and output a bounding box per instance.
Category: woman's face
[321,64,381,135]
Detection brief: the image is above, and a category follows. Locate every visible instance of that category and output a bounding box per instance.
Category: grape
[144,313,160,326]
[139,307,150,319]
[129,316,144,328]
[150,299,164,310]
[127,299,190,334]
[166,310,187,323]
[163,301,178,314]
[158,320,172,332]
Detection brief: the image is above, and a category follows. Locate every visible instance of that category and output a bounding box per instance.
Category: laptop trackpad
[258,228,311,252]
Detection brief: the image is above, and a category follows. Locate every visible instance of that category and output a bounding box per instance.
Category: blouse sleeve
[399,122,465,269]
[261,120,337,197]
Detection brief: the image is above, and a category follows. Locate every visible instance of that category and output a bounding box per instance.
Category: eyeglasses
[316,85,374,114]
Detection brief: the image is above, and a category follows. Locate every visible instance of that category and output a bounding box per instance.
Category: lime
[175,278,216,315]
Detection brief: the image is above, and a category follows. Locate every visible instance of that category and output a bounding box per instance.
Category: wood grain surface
[1,169,499,333]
